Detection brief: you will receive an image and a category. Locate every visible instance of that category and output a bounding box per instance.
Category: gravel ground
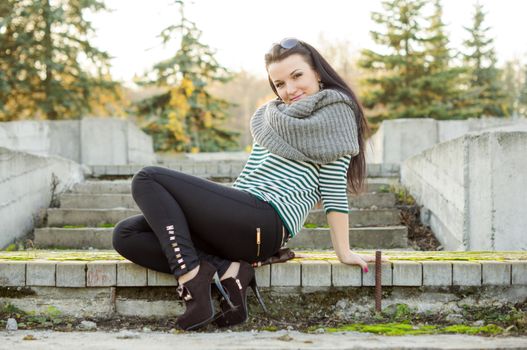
[1,329,527,350]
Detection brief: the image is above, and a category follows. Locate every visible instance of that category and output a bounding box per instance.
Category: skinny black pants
[112,166,285,279]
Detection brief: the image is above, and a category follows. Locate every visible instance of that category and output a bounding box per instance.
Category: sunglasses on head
[268,37,302,53]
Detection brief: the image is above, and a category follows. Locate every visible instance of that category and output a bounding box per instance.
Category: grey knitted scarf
[250,89,359,164]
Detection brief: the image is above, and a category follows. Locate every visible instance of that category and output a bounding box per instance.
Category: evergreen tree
[135,0,239,153]
[519,65,527,116]
[358,0,429,123]
[462,2,508,117]
[421,0,473,119]
[0,0,120,121]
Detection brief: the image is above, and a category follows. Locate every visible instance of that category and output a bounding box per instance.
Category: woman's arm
[327,211,389,271]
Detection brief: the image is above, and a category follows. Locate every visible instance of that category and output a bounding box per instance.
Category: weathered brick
[26,261,56,286]
[117,261,147,286]
[393,261,422,286]
[301,260,331,287]
[453,262,481,286]
[87,261,116,287]
[0,261,26,286]
[422,261,452,286]
[482,262,511,285]
[329,260,361,287]
[56,261,86,287]
[270,261,300,287]
[147,269,177,287]
[511,262,527,285]
[362,262,392,286]
[255,264,270,287]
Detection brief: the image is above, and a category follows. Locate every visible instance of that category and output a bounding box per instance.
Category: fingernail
[363,267,369,273]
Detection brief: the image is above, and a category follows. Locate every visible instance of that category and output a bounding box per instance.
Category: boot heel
[212,272,235,309]
[249,277,268,314]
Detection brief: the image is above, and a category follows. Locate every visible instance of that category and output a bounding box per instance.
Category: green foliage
[461,3,508,117]
[135,0,240,152]
[359,0,429,123]
[0,0,121,121]
[358,0,510,122]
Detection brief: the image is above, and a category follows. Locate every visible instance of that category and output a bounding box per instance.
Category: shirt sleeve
[318,155,352,214]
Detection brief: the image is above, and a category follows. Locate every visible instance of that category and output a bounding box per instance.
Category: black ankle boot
[175,260,233,331]
[213,261,268,328]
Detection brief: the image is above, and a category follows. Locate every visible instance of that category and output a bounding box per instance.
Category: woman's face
[267,53,321,104]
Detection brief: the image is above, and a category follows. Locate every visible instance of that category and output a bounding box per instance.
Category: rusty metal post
[375,250,382,313]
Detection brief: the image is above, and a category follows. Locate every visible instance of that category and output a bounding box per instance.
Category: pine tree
[0,0,120,121]
[135,0,239,152]
[462,2,508,117]
[420,0,473,119]
[519,65,527,116]
[358,0,429,123]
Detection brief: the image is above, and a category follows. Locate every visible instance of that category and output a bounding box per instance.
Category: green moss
[62,225,86,228]
[262,325,279,332]
[3,244,17,251]
[321,322,504,336]
[97,223,115,228]
[442,324,503,335]
[0,249,525,262]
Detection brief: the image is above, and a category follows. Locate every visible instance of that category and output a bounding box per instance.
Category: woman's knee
[131,166,158,198]
[112,219,131,253]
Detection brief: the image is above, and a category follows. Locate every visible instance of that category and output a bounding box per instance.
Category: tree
[420,0,473,119]
[519,64,527,116]
[135,0,239,153]
[358,0,429,123]
[462,2,508,117]
[0,0,121,121]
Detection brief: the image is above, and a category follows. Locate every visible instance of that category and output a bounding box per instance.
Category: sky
[88,0,527,87]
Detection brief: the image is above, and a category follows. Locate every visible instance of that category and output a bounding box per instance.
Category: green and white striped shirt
[232,142,352,239]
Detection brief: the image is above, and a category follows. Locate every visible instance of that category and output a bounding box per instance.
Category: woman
[112,37,388,331]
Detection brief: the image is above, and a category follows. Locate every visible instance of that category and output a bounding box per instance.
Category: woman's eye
[276,83,283,88]
[294,73,302,78]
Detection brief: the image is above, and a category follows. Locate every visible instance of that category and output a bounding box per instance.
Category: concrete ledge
[2,257,526,288]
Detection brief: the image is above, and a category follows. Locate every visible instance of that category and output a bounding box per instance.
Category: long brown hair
[264,39,371,195]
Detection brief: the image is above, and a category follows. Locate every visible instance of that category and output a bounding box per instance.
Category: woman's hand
[339,250,390,273]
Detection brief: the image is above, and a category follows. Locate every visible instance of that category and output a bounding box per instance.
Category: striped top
[232,142,352,239]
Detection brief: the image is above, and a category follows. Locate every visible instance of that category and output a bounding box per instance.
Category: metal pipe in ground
[375,250,382,313]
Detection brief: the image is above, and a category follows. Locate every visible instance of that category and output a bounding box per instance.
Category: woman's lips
[291,94,304,101]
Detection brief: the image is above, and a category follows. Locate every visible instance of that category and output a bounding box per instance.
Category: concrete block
[270,261,300,287]
[301,260,331,287]
[117,261,147,286]
[512,262,527,285]
[26,261,56,286]
[453,262,481,286]
[362,262,392,286]
[0,261,26,286]
[422,261,452,286]
[393,261,422,286]
[56,261,86,287]
[255,264,270,287]
[147,269,177,287]
[329,260,361,287]
[482,262,511,285]
[87,261,116,287]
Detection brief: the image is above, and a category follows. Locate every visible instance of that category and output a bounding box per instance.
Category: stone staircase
[33,161,407,250]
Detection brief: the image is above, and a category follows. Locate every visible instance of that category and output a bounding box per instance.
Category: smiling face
[267,53,321,105]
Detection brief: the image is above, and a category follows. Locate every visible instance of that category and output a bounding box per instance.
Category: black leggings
[112,166,285,279]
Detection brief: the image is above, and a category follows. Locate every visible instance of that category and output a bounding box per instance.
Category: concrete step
[58,192,397,210]
[46,208,139,227]
[33,225,408,250]
[68,177,400,195]
[88,162,401,179]
[288,226,408,249]
[306,208,401,227]
[45,208,401,227]
[1,250,525,318]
